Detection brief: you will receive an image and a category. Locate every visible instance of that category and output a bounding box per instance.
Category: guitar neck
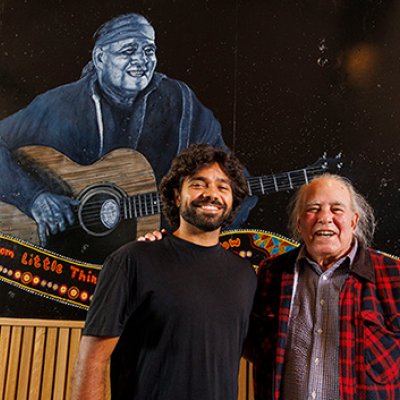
[122,192,161,218]
[119,156,338,216]
[247,165,326,196]
[121,165,328,217]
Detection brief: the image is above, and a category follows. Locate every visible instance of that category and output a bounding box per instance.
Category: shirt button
[315,358,319,365]
[317,328,323,334]
[311,390,317,399]
[320,299,325,306]
[322,275,328,281]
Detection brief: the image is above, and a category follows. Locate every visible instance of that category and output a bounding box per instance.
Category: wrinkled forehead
[300,178,353,207]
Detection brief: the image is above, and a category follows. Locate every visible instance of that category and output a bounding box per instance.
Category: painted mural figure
[0,13,254,249]
[71,144,257,399]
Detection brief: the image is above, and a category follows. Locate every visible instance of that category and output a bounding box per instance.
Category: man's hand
[137,228,167,241]
[30,192,79,246]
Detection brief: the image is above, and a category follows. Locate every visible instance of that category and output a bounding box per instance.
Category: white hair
[288,173,376,247]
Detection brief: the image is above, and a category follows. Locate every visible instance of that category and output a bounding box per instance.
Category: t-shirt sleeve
[83,247,138,337]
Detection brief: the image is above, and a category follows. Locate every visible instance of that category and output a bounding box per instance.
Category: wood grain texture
[0,318,252,400]
[16,326,34,399]
[29,327,46,400]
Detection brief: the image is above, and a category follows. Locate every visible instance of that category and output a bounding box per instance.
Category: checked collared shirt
[247,244,400,400]
[282,243,357,400]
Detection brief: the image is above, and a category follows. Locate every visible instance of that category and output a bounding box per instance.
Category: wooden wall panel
[0,318,253,399]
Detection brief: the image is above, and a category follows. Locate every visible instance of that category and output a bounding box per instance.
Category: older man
[248,173,400,400]
[71,144,256,400]
[0,13,255,249]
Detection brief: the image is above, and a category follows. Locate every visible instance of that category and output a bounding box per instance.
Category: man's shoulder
[354,246,400,285]
[222,247,256,272]
[32,77,91,105]
[152,72,193,93]
[367,247,400,270]
[368,247,400,261]
[0,77,92,128]
[109,237,167,258]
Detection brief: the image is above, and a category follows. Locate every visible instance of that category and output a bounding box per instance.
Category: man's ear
[296,218,301,233]
[351,212,359,232]
[92,47,104,70]
[173,188,181,207]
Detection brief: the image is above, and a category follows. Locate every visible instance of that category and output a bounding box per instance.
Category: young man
[71,144,257,400]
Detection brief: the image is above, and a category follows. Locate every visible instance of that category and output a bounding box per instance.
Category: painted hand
[30,192,79,246]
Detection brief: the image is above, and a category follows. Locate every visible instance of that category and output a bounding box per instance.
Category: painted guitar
[0,146,342,263]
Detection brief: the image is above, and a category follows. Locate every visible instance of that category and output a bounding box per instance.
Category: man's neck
[99,80,139,107]
[173,225,221,247]
[306,240,357,272]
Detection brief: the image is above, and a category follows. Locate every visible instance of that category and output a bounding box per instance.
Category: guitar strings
[61,195,161,230]
[246,165,325,186]
[246,166,326,193]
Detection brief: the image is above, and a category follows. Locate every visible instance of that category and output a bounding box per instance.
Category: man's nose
[318,209,333,224]
[130,51,147,63]
[202,185,219,199]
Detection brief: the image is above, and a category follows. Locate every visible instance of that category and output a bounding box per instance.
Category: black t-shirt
[83,234,257,400]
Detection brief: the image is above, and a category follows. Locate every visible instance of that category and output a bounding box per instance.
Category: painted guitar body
[0,146,159,263]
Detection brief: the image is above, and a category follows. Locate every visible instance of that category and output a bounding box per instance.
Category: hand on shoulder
[137,228,167,242]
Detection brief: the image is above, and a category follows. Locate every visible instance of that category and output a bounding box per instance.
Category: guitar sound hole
[79,192,121,236]
[100,199,120,229]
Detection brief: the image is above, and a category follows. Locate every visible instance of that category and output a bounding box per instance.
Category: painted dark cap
[94,13,155,47]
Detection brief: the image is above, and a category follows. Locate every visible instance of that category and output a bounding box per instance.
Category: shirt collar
[296,239,375,283]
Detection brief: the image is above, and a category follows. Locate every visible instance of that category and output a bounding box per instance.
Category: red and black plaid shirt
[246,245,400,400]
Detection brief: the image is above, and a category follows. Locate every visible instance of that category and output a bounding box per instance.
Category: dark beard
[180,199,231,232]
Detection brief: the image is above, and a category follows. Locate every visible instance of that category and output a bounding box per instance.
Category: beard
[180,198,232,232]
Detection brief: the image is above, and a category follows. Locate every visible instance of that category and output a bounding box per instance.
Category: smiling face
[296,177,359,269]
[174,163,234,233]
[94,34,157,97]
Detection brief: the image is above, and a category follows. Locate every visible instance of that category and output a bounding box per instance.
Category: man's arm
[71,335,119,400]
[0,94,79,243]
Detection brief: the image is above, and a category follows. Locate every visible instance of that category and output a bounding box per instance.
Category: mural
[0,12,236,262]
[0,1,400,316]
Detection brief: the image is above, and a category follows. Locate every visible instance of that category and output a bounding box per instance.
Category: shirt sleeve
[0,102,50,214]
[83,246,138,337]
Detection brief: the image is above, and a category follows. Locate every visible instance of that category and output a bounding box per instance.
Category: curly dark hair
[160,144,249,230]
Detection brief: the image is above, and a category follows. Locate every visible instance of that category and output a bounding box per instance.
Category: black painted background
[1,0,399,255]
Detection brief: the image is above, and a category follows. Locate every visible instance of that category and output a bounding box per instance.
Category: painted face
[175,163,234,232]
[96,36,157,95]
[296,177,359,267]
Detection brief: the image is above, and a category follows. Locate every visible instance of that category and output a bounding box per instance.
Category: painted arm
[0,145,78,245]
[0,94,81,244]
[71,335,119,400]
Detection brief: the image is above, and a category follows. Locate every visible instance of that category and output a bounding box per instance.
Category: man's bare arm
[71,335,119,400]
